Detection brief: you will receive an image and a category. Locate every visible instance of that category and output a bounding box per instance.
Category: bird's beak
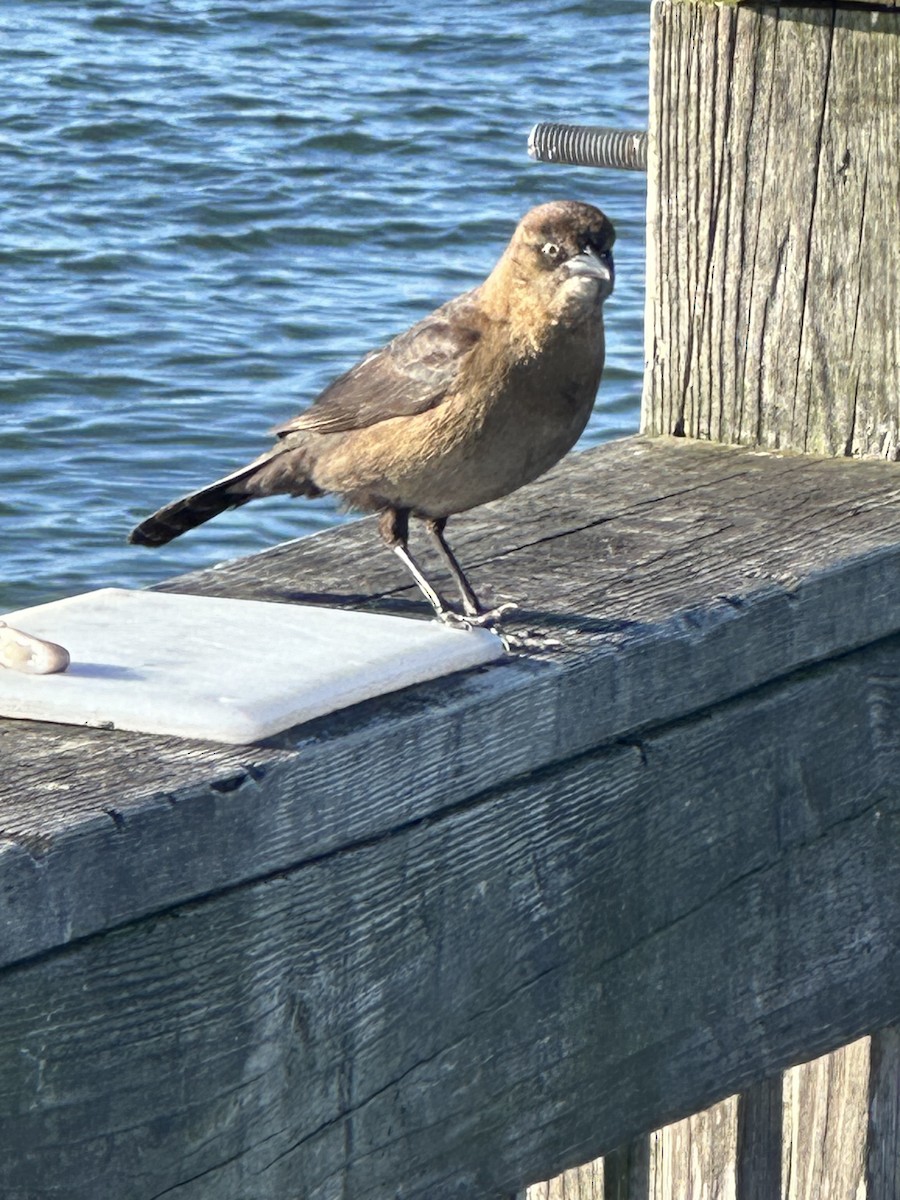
[565,246,614,289]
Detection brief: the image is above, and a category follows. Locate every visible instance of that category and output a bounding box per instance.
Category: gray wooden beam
[1,626,898,1198]
[4,438,900,972]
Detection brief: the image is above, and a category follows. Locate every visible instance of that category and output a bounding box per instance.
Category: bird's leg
[379,508,451,620]
[423,517,482,618]
[424,517,517,627]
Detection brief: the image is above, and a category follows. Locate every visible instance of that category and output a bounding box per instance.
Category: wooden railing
[0,2,897,1197]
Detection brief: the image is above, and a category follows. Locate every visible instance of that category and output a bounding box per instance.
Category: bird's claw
[433,603,565,655]
[437,602,518,631]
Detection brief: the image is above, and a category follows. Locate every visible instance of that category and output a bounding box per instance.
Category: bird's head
[486,200,616,328]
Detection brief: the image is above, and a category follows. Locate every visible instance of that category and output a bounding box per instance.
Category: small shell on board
[0,620,70,675]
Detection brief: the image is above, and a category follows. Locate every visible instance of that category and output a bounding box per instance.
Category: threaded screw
[528,123,648,172]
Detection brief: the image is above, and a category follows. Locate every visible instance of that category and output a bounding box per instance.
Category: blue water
[1,0,649,611]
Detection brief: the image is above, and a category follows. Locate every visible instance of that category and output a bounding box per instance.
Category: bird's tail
[128,449,320,547]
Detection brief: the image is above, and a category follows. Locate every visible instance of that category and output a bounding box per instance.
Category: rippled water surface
[2,0,649,610]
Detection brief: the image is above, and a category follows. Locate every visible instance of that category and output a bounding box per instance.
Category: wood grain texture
[0,629,899,1198]
[650,1098,738,1200]
[736,1078,783,1199]
[781,1031,900,1199]
[602,1142,650,1200]
[4,437,900,972]
[533,1034,885,1200]
[677,2,900,8]
[783,1037,870,1199]
[867,1026,900,1200]
[525,1159,603,1199]
[525,1138,647,1200]
[643,2,900,457]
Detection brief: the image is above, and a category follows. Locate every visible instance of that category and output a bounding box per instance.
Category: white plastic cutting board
[0,589,504,744]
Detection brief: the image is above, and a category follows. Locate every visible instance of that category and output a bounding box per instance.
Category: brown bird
[130,199,615,624]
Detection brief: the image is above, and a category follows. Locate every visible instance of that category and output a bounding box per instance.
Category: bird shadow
[275,589,641,640]
[508,607,641,638]
[278,589,438,619]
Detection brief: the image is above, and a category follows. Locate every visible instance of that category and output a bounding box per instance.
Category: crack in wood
[796,10,837,452]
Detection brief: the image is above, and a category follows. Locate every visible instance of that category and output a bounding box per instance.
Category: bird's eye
[541,242,561,260]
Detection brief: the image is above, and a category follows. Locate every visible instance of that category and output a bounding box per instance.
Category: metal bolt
[528,123,648,172]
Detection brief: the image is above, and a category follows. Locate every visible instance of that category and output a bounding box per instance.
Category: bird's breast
[312,314,605,518]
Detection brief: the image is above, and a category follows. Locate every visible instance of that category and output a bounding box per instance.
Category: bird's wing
[272,290,484,439]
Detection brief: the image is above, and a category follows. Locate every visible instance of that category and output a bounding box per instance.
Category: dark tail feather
[128,450,322,548]
[128,463,259,547]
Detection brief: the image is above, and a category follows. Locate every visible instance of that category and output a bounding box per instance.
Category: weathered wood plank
[868,1026,900,1199]
[535,1032,896,1200]
[650,1098,738,1200]
[778,1030,900,1199]
[524,1138,648,1198]
[1,629,898,1199]
[535,1079,780,1200]
[736,1079,782,1199]
[682,1,900,8]
[603,1142,649,1200]
[643,2,900,456]
[525,1159,603,1199]
[524,1138,648,1200]
[783,1037,871,1198]
[3,438,900,971]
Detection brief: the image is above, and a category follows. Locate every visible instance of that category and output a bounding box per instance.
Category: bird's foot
[434,605,564,654]
[437,602,518,631]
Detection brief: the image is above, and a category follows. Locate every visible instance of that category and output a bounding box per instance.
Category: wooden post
[736,1078,782,1199]
[528,1033,896,1200]
[603,1140,650,1200]
[649,1098,738,1198]
[868,1026,900,1200]
[523,1138,648,1199]
[523,1160,603,1199]
[783,1039,871,1197]
[643,0,900,457]
[781,1031,900,1199]
[528,5,900,1196]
